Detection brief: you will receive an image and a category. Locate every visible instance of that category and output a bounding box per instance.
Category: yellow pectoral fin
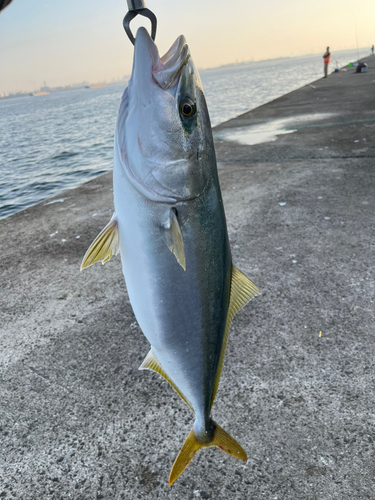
[169,420,247,486]
[162,208,186,271]
[210,265,260,408]
[139,350,193,411]
[80,215,120,271]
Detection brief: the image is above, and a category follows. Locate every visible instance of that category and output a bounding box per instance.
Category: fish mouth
[134,27,190,91]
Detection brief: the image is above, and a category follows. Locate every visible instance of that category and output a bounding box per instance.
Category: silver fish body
[82,27,259,484]
[114,155,231,437]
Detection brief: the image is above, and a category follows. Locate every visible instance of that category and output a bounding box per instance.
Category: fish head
[117,27,214,203]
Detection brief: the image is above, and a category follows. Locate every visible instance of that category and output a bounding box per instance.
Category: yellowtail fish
[81,27,259,485]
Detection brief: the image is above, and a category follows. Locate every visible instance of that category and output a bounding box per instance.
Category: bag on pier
[356,62,368,73]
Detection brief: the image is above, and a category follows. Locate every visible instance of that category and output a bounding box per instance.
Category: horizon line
[1,45,370,96]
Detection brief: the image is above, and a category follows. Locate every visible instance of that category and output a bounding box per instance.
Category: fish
[81,27,259,485]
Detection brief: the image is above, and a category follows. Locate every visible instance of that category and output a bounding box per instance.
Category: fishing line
[353,12,360,61]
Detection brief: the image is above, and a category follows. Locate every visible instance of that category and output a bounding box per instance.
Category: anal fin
[80,215,120,271]
[140,350,192,411]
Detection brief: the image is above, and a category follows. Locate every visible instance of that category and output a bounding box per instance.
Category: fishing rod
[123,0,157,45]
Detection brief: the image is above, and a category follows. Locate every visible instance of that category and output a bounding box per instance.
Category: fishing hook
[123,0,157,45]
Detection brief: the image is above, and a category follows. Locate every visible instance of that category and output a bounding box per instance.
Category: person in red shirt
[323,47,331,78]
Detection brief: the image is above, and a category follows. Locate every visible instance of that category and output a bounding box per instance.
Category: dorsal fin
[162,208,186,271]
[140,350,193,411]
[210,265,260,407]
[80,215,120,271]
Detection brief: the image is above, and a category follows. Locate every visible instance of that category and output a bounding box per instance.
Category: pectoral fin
[80,215,120,271]
[140,350,192,411]
[162,209,186,271]
[210,265,260,407]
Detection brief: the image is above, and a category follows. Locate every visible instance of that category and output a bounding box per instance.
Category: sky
[1,0,374,94]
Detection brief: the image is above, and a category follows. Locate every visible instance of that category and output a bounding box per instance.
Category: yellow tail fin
[169,421,247,486]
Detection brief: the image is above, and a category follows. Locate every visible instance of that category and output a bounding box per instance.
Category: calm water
[0,48,368,220]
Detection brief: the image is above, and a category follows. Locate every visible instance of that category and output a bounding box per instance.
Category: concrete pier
[1,58,374,499]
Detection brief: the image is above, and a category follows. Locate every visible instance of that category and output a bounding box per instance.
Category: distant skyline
[1,0,374,94]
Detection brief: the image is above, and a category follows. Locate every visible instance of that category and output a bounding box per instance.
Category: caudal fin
[169,421,247,486]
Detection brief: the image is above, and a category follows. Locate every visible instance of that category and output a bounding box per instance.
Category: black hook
[123,1,157,45]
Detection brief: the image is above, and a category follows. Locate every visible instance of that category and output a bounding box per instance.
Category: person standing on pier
[323,47,331,77]
[371,45,374,56]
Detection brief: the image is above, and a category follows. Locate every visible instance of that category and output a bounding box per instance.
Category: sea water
[0,48,368,220]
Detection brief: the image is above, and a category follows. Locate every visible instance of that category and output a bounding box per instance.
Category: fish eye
[179,98,196,118]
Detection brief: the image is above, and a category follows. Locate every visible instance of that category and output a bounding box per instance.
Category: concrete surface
[1,59,375,499]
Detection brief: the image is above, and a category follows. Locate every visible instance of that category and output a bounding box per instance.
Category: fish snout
[132,27,161,94]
